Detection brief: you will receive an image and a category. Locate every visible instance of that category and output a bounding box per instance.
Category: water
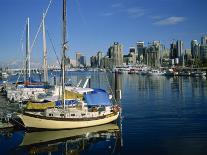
[1,72,207,155]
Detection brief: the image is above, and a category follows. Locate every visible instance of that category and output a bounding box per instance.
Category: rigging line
[16,20,27,83]
[75,0,87,27]
[22,0,53,79]
[30,0,53,52]
[46,28,61,66]
[105,72,118,105]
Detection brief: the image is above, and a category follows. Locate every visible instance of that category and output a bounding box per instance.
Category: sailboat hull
[18,112,119,129]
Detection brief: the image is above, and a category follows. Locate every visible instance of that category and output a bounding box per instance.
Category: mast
[26,17,31,84]
[62,0,67,108]
[42,13,48,84]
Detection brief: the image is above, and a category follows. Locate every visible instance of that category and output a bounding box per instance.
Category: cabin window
[60,114,64,117]
[71,114,75,116]
[49,113,53,116]
[81,113,86,116]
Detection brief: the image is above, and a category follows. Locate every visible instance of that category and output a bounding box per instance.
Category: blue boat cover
[84,89,111,106]
[55,100,79,107]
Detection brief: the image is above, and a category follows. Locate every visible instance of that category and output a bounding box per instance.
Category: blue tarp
[55,100,79,107]
[84,89,111,106]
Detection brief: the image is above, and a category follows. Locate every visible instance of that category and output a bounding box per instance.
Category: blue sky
[0,0,207,66]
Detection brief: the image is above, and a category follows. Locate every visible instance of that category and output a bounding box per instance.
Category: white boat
[16,0,120,130]
[6,14,50,103]
[147,69,165,76]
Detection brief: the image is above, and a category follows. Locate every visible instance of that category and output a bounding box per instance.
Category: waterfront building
[90,51,104,68]
[97,51,104,67]
[191,40,200,59]
[201,36,207,45]
[123,47,137,65]
[200,45,207,64]
[107,42,123,68]
[76,52,81,67]
[176,40,184,63]
[136,41,145,62]
[76,52,86,67]
[169,42,177,63]
[90,56,97,68]
[143,41,161,67]
[101,56,113,69]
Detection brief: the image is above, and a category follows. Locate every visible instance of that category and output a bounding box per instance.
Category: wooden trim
[23,112,118,122]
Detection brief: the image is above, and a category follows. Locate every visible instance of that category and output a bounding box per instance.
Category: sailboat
[16,0,120,129]
[6,15,50,103]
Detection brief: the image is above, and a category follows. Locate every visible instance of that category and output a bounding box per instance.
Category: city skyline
[0,0,207,66]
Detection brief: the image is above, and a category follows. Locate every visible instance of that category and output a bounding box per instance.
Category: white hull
[18,112,119,129]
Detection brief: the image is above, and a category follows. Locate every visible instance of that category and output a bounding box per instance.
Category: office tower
[170,43,177,59]
[108,42,123,67]
[176,40,184,59]
[200,36,207,64]
[76,52,82,67]
[201,36,207,45]
[136,41,144,62]
[97,51,103,67]
[80,55,86,67]
[191,40,199,59]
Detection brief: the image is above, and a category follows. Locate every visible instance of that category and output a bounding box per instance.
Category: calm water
[1,72,207,155]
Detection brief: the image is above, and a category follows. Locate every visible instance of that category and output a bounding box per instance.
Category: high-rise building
[76,52,81,67]
[170,43,177,59]
[108,42,123,68]
[76,52,86,67]
[200,36,207,64]
[176,40,184,59]
[90,56,97,68]
[191,40,199,59]
[136,41,144,62]
[201,36,207,45]
[97,51,103,67]
[80,55,86,67]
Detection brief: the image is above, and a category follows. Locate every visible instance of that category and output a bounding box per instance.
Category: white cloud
[154,16,186,26]
[127,7,147,18]
[111,3,122,8]
[101,12,114,17]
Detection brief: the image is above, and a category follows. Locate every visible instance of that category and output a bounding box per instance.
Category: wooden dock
[0,122,13,130]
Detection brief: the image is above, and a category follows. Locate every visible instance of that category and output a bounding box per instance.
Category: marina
[1,0,207,154]
[1,71,207,154]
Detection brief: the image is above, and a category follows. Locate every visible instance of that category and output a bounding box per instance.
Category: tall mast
[42,13,48,84]
[62,0,67,108]
[26,17,31,84]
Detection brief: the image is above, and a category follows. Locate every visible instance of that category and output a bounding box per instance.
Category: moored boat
[16,0,120,130]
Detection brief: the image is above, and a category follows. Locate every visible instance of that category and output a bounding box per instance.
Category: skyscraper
[191,40,199,59]
[76,52,82,67]
[176,40,184,59]
[200,36,207,64]
[136,41,144,62]
[201,36,207,45]
[108,42,123,67]
[97,51,103,67]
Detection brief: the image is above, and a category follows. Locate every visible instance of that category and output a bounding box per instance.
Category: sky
[0,0,207,67]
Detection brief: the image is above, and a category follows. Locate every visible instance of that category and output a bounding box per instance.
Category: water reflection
[3,123,120,155]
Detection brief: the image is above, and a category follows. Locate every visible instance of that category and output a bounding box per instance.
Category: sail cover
[84,89,111,106]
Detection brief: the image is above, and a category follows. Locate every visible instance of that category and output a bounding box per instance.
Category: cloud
[127,7,147,18]
[101,12,114,17]
[111,3,122,8]
[154,16,186,26]
[150,15,162,20]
